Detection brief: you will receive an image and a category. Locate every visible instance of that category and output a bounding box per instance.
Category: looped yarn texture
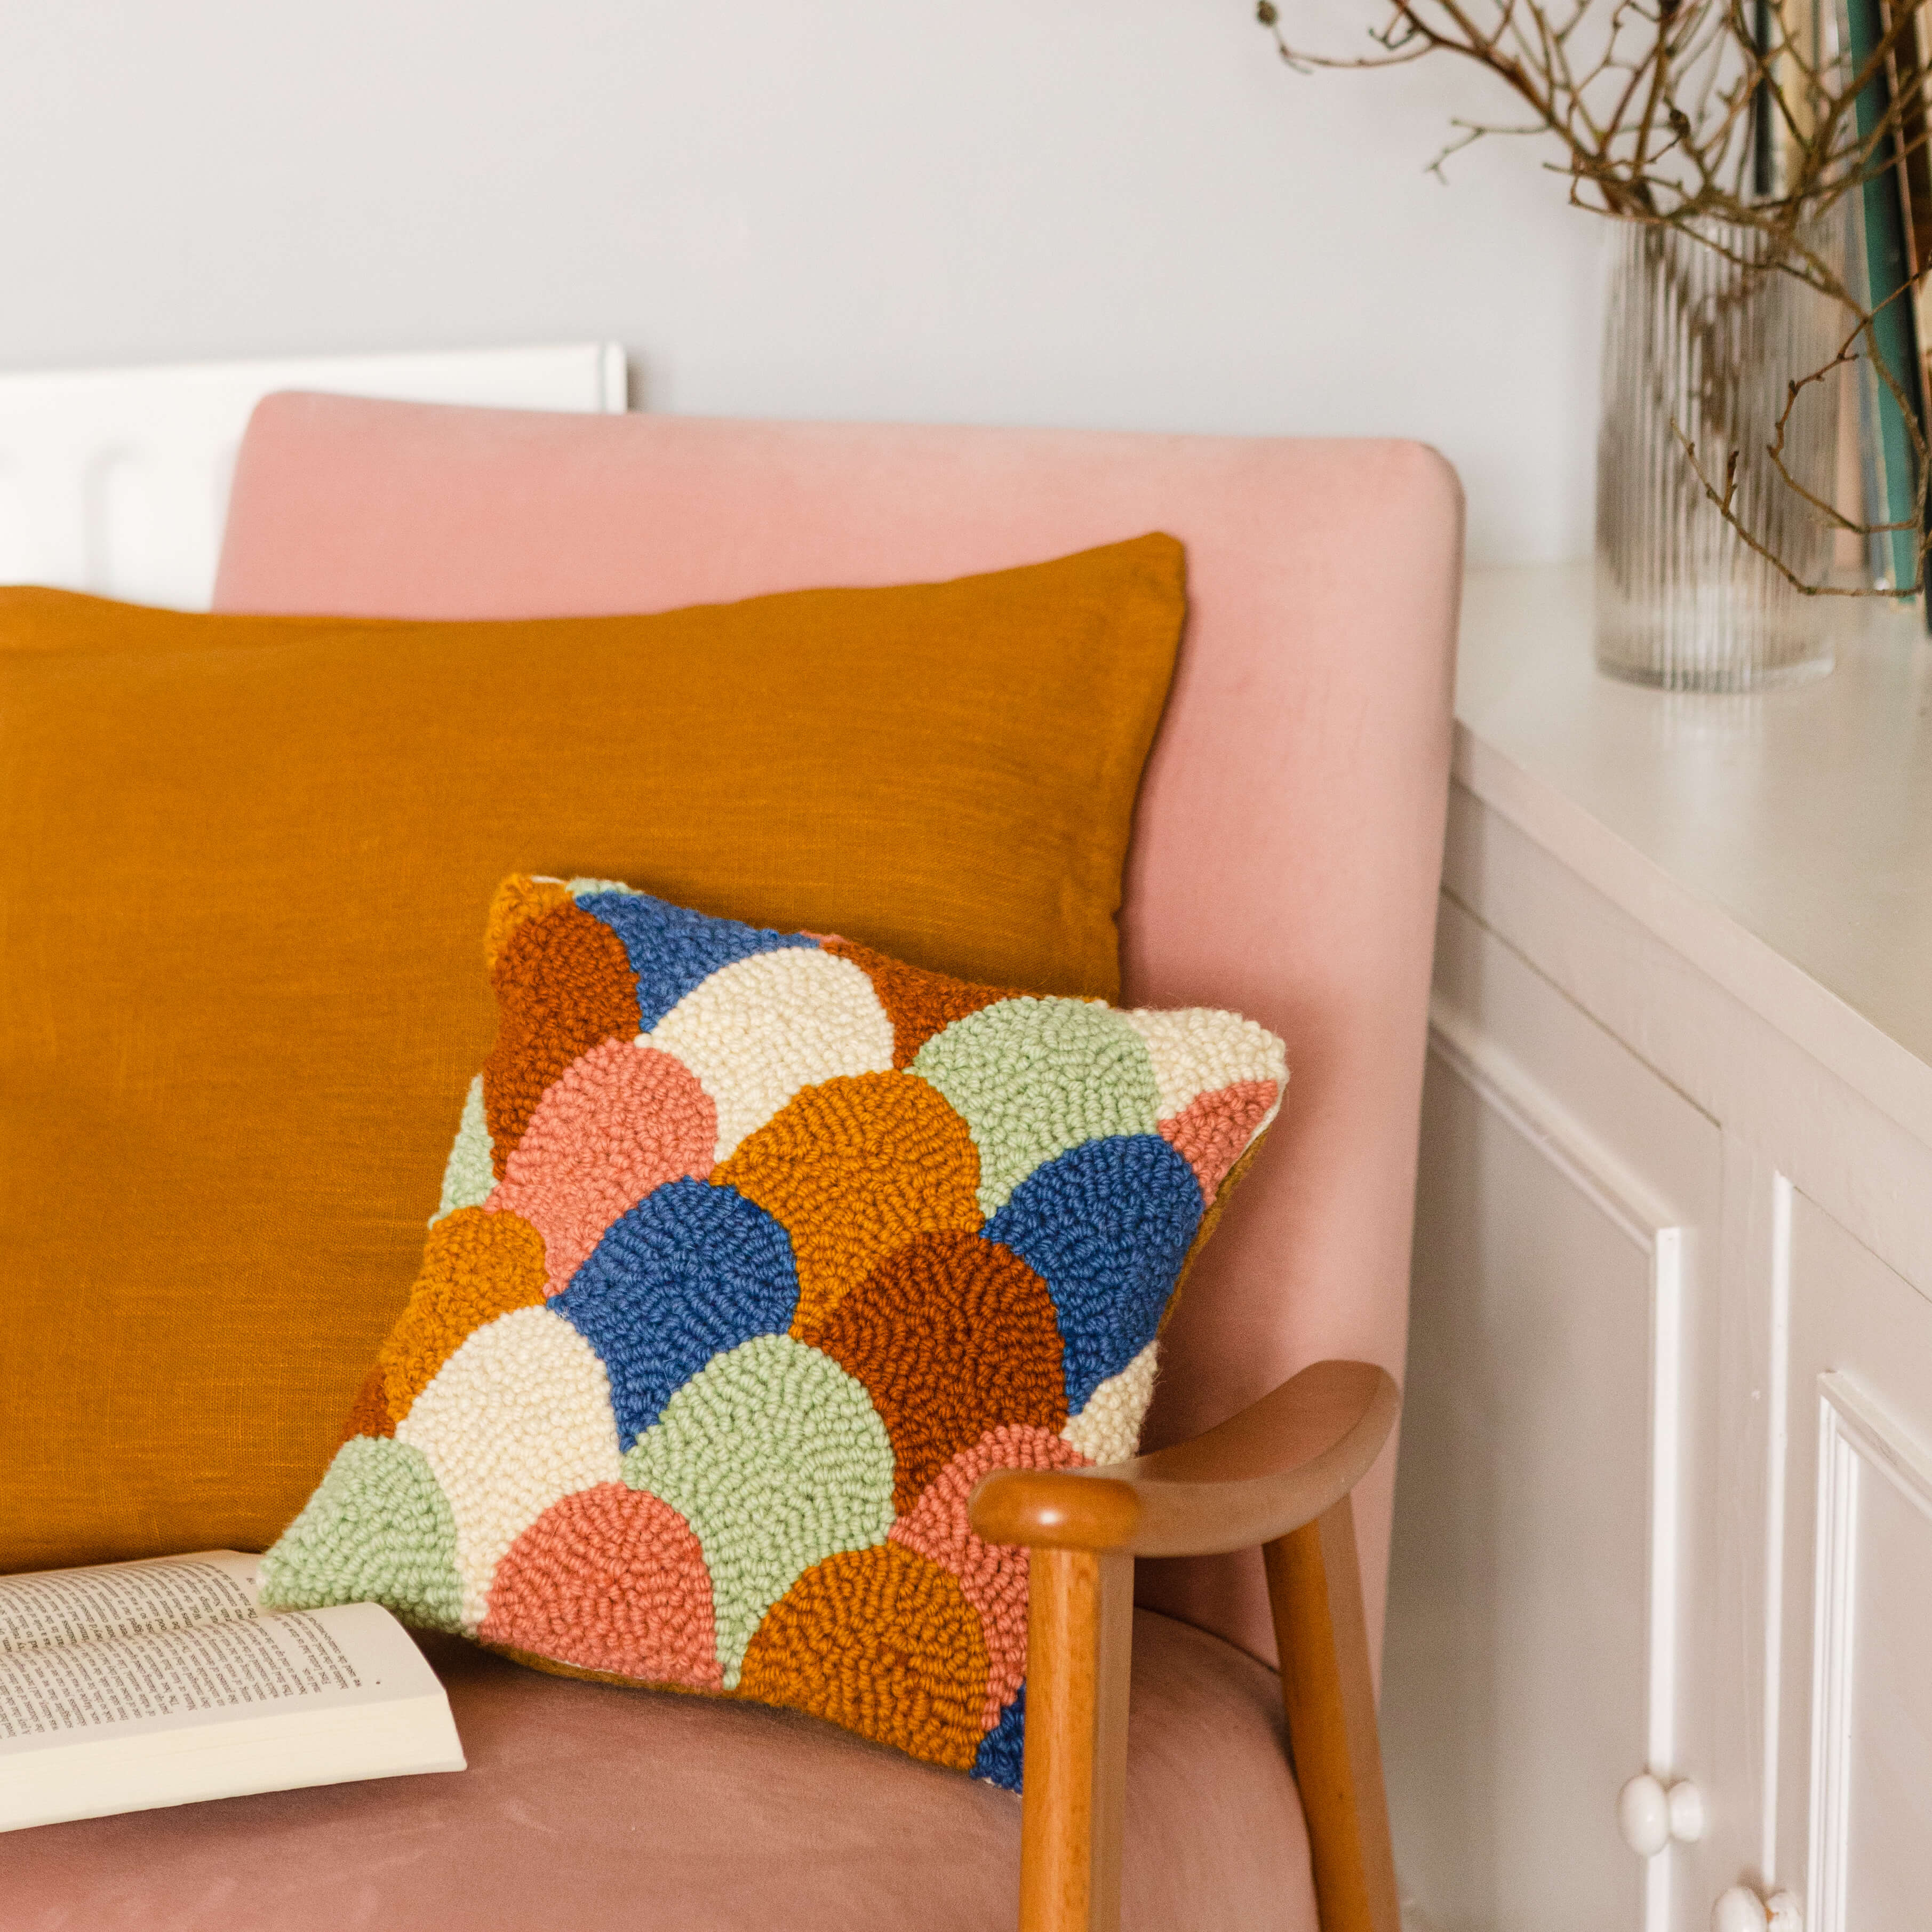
[262,875,1286,1791]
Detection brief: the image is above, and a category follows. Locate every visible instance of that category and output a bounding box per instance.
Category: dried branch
[1255,0,1932,593]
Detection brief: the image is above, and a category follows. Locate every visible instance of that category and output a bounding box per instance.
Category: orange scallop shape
[480,1482,721,1689]
[341,1364,395,1443]
[823,939,1028,1070]
[483,901,641,1173]
[808,1232,1066,1512]
[890,1425,1088,1728]
[713,1072,982,1334]
[483,874,574,975]
[377,1206,549,1425]
[738,1542,989,1770]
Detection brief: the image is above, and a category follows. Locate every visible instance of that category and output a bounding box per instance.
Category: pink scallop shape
[889,1424,1088,1729]
[480,1481,722,1689]
[1159,1079,1279,1201]
[488,1041,717,1294]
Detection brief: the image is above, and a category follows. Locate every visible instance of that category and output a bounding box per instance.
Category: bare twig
[1255,0,1932,593]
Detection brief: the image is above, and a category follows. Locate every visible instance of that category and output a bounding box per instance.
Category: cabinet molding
[1806,1373,1932,1932]
[1427,996,1680,1250]
[1760,1173,1794,1890]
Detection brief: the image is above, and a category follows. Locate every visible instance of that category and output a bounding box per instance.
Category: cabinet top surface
[1457,564,1932,1138]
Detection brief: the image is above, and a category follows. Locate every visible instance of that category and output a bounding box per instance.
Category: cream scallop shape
[1121,1009,1288,1126]
[395,1304,623,1630]
[1060,1340,1161,1467]
[641,947,895,1160]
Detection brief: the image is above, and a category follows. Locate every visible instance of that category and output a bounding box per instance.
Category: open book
[0,1550,464,1832]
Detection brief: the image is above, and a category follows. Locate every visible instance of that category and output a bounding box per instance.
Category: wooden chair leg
[1265,1497,1402,1932]
[1017,1546,1135,1932]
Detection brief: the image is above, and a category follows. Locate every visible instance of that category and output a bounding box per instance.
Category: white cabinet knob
[1618,1772,1706,1857]
[1714,1885,1803,1932]
[1714,1888,1768,1932]
[1669,1779,1707,1842]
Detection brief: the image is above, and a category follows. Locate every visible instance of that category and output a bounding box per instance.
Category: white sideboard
[1382,565,1932,1932]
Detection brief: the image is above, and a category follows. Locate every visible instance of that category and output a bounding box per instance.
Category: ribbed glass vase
[1596,219,1841,690]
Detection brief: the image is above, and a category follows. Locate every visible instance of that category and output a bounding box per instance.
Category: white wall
[0,3,1607,565]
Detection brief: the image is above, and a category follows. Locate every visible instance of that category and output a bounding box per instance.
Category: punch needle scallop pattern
[263,875,1287,1792]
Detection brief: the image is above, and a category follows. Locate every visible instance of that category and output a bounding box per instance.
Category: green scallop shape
[433,1074,495,1225]
[621,1334,895,1687]
[911,997,1160,1214]
[260,1436,465,1634]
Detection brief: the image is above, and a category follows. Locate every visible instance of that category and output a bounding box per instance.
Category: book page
[0,1551,261,1654]
[0,1598,369,1741]
[0,1554,446,1753]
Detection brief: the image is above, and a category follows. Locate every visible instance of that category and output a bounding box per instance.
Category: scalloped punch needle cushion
[0,536,1184,1576]
[262,877,1286,1789]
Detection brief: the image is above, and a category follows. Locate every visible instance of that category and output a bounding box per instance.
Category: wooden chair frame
[970,1359,1402,1932]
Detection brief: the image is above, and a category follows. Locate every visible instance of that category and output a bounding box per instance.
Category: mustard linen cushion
[0,536,1184,1572]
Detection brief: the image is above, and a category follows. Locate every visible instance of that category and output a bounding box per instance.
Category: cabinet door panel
[1842,1468,1932,1927]
[1387,1054,1651,1930]
[1785,1199,1932,1930]
[1386,898,1721,1932]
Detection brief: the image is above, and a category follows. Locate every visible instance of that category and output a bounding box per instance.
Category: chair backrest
[215,397,1463,1670]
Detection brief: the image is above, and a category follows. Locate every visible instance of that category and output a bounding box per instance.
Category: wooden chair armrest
[978,1359,1403,1932]
[967,1358,1400,1558]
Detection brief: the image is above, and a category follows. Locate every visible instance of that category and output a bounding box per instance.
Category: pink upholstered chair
[17,400,1459,1932]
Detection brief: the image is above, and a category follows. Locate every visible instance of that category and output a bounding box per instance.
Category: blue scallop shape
[578,889,815,1033]
[984,1135,1203,1412]
[973,1686,1026,1791]
[554,1178,799,1449]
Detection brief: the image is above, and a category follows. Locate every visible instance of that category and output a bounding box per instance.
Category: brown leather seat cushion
[8,1611,1314,1931]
